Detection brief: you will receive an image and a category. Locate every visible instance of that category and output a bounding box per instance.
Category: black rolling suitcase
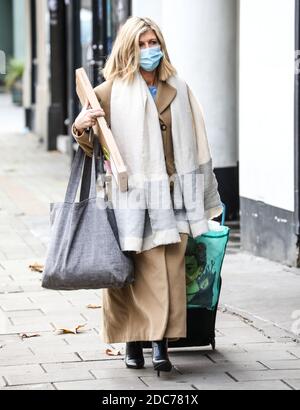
[168,278,222,351]
[144,204,229,351]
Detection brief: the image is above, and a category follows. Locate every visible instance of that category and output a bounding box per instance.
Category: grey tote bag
[42,137,134,291]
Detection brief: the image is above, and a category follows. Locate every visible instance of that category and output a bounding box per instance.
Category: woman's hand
[74,100,105,134]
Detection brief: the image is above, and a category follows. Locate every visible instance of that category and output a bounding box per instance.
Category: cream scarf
[109,71,222,253]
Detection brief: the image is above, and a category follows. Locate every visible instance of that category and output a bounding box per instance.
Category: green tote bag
[185,203,230,310]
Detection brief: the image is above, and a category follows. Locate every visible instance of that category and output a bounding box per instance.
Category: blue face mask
[140,46,164,72]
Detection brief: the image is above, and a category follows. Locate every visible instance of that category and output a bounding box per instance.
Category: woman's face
[139,30,160,49]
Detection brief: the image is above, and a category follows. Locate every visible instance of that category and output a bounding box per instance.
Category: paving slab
[259,360,300,370]
[239,342,299,352]
[0,352,82,366]
[5,369,94,387]
[175,361,266,374]
[77,350,127,362]
[54,377,148,390]
[227,369,300,382]
[0,383,55,390]
[206,350,297,363]
[0,364,45,377]
[283,379,300,390]
[193,380,292,390]
[42,360,126,373]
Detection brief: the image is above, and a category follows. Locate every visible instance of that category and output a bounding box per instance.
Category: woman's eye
[139,40,158,48]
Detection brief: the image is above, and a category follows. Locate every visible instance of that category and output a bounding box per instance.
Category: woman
[72,17,223,376]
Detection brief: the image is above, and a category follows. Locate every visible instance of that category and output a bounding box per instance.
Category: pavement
[0,93,300,391]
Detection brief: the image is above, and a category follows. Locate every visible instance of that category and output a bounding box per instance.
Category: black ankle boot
[152,339,173,377]
[125,342,145,369]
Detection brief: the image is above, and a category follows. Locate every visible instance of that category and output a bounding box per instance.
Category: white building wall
[131,0,163,27]
[23,0,32,109]
[132,0,238,169]
[13,0,26,61]
[34,0,50,145]
[239,0,295,212]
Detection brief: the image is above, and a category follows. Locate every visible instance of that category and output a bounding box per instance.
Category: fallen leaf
[19,333,41,340]
[29,263,44,273]
[86,304,102,309]
[54,324,87,335]
[105,348,122,357]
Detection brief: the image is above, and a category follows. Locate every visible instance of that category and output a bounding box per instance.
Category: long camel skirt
[101,233,189,344]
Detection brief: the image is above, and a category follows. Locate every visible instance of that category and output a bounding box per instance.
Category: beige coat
[72,79,189,343]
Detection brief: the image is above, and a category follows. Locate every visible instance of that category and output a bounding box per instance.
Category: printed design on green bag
[185,238,216,309]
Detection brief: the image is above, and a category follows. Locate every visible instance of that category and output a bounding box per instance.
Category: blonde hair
[102,16,177,83]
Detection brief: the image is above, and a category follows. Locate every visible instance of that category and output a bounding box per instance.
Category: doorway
[66,0,131,155]
[79,0,131,85]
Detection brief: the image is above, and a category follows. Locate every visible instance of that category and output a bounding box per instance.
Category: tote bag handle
[64,131,101,204]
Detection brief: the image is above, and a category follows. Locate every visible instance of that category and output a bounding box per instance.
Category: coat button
[160,124,167,131]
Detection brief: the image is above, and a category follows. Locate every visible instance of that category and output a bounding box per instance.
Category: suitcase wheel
[211,340,216,351]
